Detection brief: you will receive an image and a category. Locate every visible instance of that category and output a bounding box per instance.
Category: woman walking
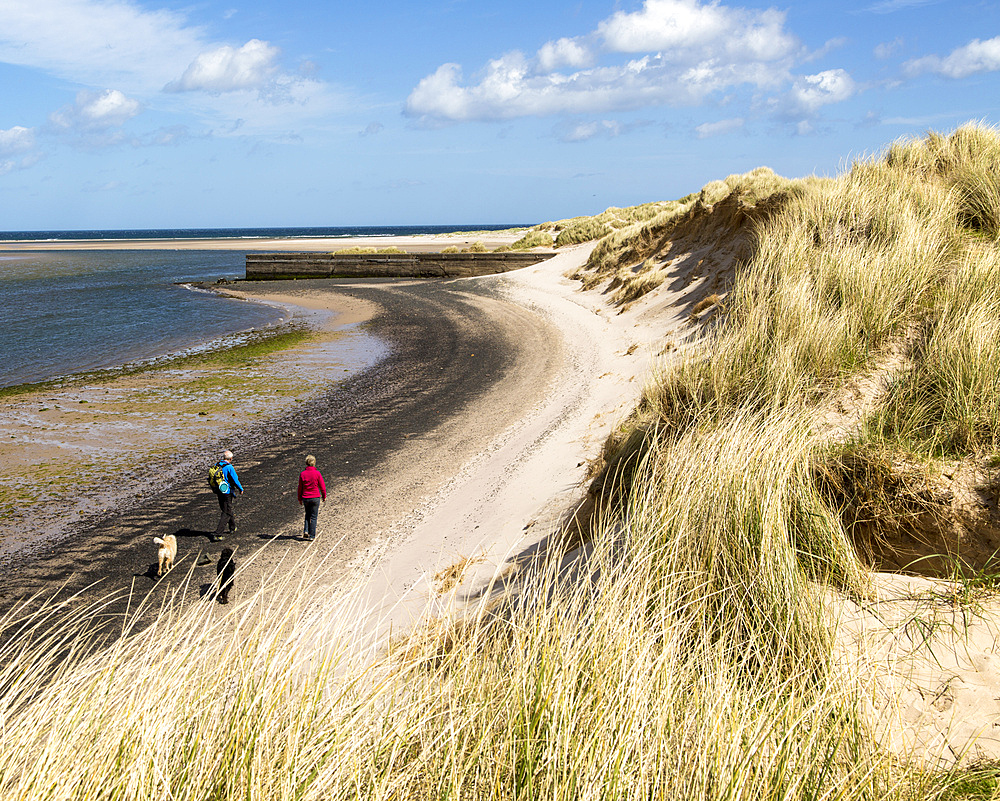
[297,454,326,541]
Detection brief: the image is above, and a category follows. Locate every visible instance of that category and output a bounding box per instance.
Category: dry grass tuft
[432,554,482,594]
[570,167,812,302]
[511,230,554,250]
[691,293,722,316]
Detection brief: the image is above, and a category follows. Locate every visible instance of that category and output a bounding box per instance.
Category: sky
[0,0,998,230]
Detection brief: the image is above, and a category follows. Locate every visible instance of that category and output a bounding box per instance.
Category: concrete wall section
[245,251,556,280]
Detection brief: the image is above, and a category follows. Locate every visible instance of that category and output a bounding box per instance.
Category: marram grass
[620,123,1000,460]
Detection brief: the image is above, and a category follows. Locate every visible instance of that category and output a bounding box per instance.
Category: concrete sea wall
[245,251,556,280]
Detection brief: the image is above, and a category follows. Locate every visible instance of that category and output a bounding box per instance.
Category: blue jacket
[218,461,243,495]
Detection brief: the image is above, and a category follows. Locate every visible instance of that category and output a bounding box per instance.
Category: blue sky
[0,0,998,230]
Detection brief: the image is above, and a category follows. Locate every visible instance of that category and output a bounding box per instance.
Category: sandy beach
[1,232,664,596]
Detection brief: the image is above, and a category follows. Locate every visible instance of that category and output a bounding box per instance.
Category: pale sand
[340,245,670,625]
[203,242,678,636]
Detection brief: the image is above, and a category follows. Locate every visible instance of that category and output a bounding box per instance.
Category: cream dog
[153,534,177,577]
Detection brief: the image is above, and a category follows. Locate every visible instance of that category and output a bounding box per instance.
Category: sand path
[195,244,669,638]
[339,245,666,639]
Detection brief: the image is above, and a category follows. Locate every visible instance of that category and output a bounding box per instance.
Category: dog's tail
[153,537,165,546]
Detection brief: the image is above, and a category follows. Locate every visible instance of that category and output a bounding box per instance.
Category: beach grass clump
[332,246,406,254]
[510,230,554,250]
[953,167,1000,240]
[532,202,674,248]
[868,242,1000,456]
[609,259,668,305]
[332,246,378,255]
[593,123,1000,591]
[554,218,611,247]
[0,563,360,800]
[579,210,682,279]
[632,144,959,434]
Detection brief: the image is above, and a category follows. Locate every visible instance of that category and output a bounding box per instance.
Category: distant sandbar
[0,232,525,253]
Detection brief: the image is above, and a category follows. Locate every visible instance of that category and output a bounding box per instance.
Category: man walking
[211,450,243,542]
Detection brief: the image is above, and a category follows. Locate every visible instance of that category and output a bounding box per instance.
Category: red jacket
[298,466,326,502]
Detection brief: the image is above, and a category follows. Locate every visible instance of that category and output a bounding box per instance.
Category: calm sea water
[0,225,519,242]
[0,225,521,388]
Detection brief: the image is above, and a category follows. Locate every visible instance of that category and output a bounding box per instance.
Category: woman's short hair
[305,455,316,466]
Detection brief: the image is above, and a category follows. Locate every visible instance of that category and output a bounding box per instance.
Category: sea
[0,225,520,389]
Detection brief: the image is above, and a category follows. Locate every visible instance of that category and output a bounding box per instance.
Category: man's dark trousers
[214,492,236,537]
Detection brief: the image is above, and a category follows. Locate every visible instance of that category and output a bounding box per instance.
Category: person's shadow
[173,527,214,542]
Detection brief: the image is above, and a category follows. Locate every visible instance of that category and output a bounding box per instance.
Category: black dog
[216,547,236,604]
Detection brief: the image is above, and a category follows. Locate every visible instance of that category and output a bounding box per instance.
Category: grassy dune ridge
[3,125,1000,798]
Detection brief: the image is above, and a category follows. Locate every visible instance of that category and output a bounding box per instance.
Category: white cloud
[786,69,856,114]
[905,36,1000,79]
[874,37,903,60]
[537,37,594,72]
[560,120,624,142]
[49,89,142,131]
[165,39,281,93]
[407,55,716,121]
[0,0,341,136]
[598,0,797,63]
[866,0,943,13]
[406,0,808,124]
[0,126,36,154]
[695,117,745,138]
[0,0,205,94]
[0,126,39,174]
